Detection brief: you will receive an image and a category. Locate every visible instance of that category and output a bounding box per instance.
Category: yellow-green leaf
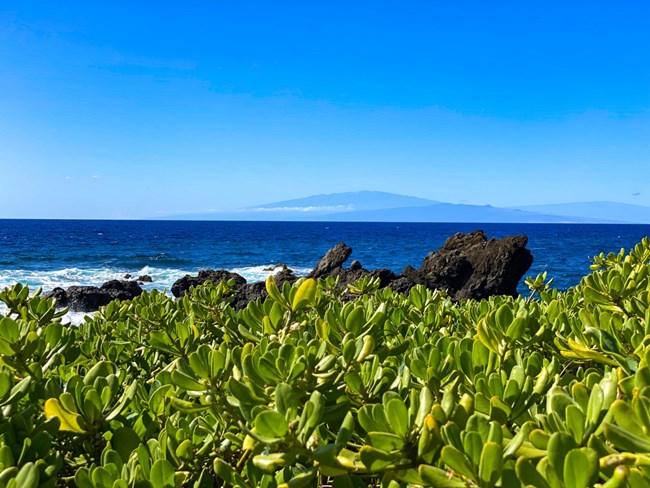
[44,398,87,433]
[292,278,317,311]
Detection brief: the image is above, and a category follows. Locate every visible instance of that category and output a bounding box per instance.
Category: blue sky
[1,1,648,218]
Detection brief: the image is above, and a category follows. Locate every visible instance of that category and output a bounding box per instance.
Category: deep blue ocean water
[1,220,648,299]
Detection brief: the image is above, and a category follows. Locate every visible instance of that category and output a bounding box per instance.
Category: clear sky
[1,1,649,219]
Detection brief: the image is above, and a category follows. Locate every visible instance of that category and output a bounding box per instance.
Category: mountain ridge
[159,191,649,223]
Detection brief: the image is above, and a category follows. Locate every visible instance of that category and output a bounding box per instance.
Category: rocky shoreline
[45,230,533,312]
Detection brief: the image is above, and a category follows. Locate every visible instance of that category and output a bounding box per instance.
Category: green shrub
[0,237,648,487]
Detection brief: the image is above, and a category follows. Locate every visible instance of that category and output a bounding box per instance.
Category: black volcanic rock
[387,276,416,294]
[171,266,298,309]
[137,274,153,283]
[44,287,68,304]
[308,243,352,279]
[231,267,299,311]
[349,260,362,271]
[171,270,247,298]
[411,230,533,300]
[101,279,143,297]
[45,280,143,312]
[307,232,531,301]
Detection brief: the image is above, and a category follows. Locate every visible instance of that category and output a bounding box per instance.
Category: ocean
[1,220,648,322]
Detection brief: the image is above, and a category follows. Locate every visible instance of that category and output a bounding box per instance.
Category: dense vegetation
[0,238,649,488]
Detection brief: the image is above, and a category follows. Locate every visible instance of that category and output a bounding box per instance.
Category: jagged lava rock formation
[46,231,532,311]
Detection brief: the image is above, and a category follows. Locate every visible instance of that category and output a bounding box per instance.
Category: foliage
[0,237,649,487]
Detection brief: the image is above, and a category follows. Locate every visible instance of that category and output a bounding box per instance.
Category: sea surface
[1,220,648,322]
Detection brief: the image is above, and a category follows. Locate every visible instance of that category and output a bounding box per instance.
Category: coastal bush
[0,237,648,487]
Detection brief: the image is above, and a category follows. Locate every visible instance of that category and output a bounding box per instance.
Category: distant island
[160,191,650,224]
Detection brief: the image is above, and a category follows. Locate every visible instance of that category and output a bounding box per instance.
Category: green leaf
[564,448,598,488]
[344,371,364,395]
[336,412,355,449]
[345,307,366,335]
[489,396,511,424]
[275,383,298,417]
[169,397,211,413]
[529,429,550,450]
[74,468,94,488]
[277,469,317,488]
[440,445,476,481]
[611,399,643,434]
[547,432,577,482]
[342,337,356,365]
[0,376,31,407]
[415,387,434,428]
[298,391,324,441]
[515,457,551,488]
[0,338,14,356]
[14,462,39,488]
[566,404,586,444]
[150,459,175,488]
[603,422,650,452]
[106,380,138,421]
[214,458,250,488]
[463,432,483,466]
[265,275,288,308]
[586,383,604,427]
[478,442,503,487]
[584,285,610,305]
[83,360,116,385]
[91,466,114,488]
[188,350,209,379]
[0,318,19,344]
[359,446,398,471]
[101,449,124,473]
[358,405,378,433]
[254,410,288,440]
[292,278,317,311]
[367,431,405,451]
[252,452,295,473]
[0,445,14,469]
[111,426,141,463]
[503,422,533,459]
[385,398,409,437]
[419,464,466,487]
[476,318,500,354]
[495,304,513,333]
[505,316,528,340]
[171,370,207,392]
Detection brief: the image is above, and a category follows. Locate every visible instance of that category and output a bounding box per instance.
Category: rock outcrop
[308,243,353,279]
[302,230,532,301]
[171,270,247,298]
[44,230,533,313]
[406,230,533,300]
[171,267,298,310]
[230,267,298,310]
[44,280,143,312]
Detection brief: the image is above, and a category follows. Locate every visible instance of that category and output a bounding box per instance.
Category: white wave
[0,263,313,325]
[0,266,189,293]
[0,263,311,294]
